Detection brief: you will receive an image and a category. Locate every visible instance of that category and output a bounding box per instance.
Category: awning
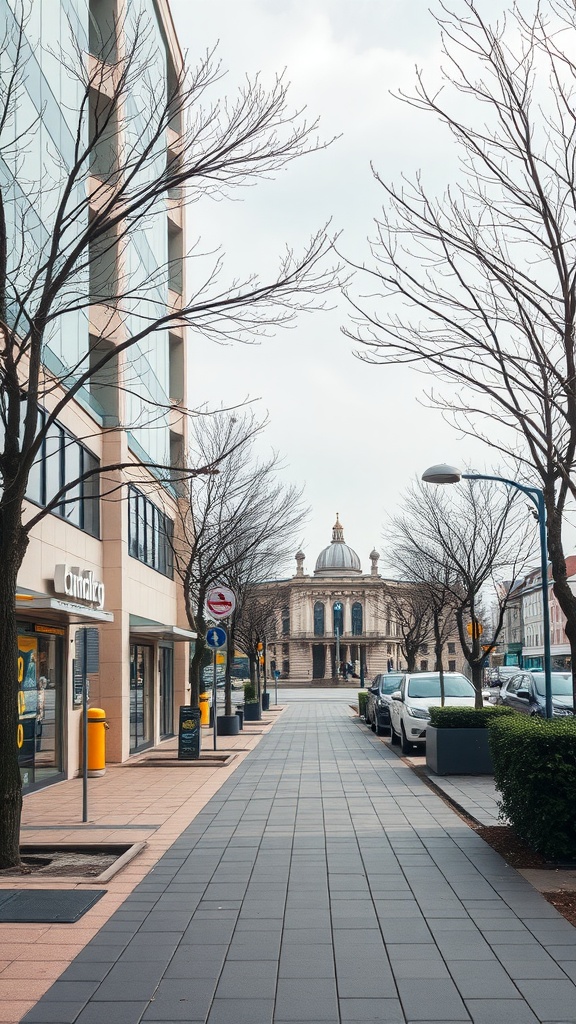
[15,596,114,623]
[129,615,196,642]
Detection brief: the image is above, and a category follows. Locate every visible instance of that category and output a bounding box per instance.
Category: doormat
[0,889,105,923]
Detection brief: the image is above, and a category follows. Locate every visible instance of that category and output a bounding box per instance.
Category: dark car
[365,673,405,735]
[497,671,574,718]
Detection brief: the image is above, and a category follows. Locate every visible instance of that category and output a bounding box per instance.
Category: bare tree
[0,8,337,868]
[387,479,532,704]
[344,0,576,703]
[233,588,284,698]
[173,412,307,712]
[383,584,434,673]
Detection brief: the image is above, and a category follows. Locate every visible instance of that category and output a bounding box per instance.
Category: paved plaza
[5,697,576,1023]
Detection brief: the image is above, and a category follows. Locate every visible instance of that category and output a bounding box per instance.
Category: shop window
[128,486,174,578]
[351,603,363,636]
[24,409,100,537]
[314,602,325,636]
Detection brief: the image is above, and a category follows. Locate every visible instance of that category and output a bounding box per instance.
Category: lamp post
[421,464,553,719]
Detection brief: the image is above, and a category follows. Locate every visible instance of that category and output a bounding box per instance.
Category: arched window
[314,602,325,636]
[333,602,344,636]
[351,602,363,636]
[281,607,290,636]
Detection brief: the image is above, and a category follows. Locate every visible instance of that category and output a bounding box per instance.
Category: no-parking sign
[205,586,236,620]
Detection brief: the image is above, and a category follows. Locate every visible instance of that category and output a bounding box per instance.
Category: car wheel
[400,725,412,755]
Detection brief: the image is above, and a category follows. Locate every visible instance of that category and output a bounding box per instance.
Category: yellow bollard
[87,708,109,777]
[199,692,210,726]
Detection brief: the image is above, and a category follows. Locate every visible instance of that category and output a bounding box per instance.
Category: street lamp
[421,464,553,718]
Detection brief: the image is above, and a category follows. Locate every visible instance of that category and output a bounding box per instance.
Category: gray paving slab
[20,701,576,1024]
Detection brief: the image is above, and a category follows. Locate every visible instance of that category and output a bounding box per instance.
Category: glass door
[159,645,174,738]
[130,644,153,752]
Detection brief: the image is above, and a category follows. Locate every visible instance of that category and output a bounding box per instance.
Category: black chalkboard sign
[178,706,201,760]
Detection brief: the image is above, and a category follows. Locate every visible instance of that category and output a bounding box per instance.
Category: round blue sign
[205,626,227,650]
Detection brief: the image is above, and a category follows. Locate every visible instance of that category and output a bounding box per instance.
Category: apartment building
[3,0,192,791]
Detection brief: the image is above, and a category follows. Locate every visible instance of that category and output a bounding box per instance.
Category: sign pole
[213,649,217,751]
[81,628,88,823]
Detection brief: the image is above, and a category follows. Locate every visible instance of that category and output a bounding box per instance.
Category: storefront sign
[54,565,105,609]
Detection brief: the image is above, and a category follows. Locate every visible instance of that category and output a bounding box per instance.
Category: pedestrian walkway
[16,701,576,1024]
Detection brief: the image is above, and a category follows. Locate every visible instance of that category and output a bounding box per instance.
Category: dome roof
[314,515,362,576]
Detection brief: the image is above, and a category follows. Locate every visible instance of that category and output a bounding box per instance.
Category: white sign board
[205,586,236,620]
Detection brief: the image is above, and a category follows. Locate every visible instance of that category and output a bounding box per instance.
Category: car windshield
[532,673,573,697]
[380,675,403,695]
[407,674,474,699]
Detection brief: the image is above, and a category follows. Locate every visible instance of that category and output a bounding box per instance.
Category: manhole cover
[0,889,105,922]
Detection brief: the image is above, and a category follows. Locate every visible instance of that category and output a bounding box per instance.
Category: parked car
[495,671,574,717]
[365,673,405,735]
[485,665,520,687]
[389,672,489,754]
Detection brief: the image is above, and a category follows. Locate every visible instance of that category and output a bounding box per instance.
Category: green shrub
[489,716,576,861]
[428,706,515,729]
[357,691,369,717]
[243,682,257,703]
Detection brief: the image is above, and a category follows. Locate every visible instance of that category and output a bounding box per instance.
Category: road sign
[205,625,227,650]
[467,622,483,638]
[206,586,236,620]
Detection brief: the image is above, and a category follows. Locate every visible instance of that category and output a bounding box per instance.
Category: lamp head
[421,464,462,484]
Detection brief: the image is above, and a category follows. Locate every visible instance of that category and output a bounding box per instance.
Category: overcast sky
[169,0,512,577]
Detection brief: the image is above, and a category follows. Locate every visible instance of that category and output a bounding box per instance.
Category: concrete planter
[426,725,494,775]
[216,714,240,737]
[243,701,261,722]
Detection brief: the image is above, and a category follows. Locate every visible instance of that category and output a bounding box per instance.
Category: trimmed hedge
[489,716,576,861]
[428,706,515,729]
[357,691,369,717]
[243,682,257,703]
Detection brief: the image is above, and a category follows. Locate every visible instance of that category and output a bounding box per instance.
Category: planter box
[243,701,261,722]
[426,725,494,775]
[216,714,240,737]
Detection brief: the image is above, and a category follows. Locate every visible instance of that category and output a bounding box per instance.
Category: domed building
[264,516,406,682]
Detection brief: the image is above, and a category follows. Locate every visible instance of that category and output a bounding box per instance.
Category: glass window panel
[137,494,146,560]
[145,502,154,566]
[314,602,325,637]
[128,487,138,556]
[351,603,363,636]
[82,449,100,538]
[63,436,81,526]
[44,422,63,512]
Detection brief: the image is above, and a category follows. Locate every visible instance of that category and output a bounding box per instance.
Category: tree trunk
[546,503,576,708]
[433,609,445,706]
[189,609,207,708]
[0,515,28,869]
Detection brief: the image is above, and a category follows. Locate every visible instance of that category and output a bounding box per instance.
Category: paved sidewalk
[18,702,576,1024]
[422,772,502,826]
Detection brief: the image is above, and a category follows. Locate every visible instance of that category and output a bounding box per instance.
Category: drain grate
[0,889,106,922]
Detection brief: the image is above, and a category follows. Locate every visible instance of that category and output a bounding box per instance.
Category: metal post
[212,650,217,751]
[81,628,88,823]
[462,473,553,718]
[335,627,340,682]
[360,650,365,688]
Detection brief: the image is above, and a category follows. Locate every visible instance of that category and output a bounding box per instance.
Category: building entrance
[130,644,153,752]
[17,625,64,790]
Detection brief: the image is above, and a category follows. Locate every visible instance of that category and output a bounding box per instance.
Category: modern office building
[3,0,193,791]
